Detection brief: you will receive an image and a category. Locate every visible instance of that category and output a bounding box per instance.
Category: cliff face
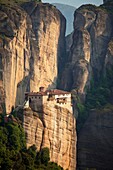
[0,2,77,169]
[1,4,31,113]
[59,4,113,96]
[23,104,76,170]
[57,3,113,169]
[103,0,111,3]
[0,2,66,113]
[22,2,66,91]
[77,107,113,169]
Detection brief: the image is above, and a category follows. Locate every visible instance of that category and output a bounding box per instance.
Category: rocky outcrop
[22,2,66,91]
[71,3,113,170]
[0,4,31,113]
[59,4,113,97]
[0,2,77,169]
[23,104,76,170]
[66,32,73,59]
[105,38,113,71]
[0,81,5,113]
[103,0,111,3]
[57,3,113,169]
[0,2,66,113]
[77,106,113,169]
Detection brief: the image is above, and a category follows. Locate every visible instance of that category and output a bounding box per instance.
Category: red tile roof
[25,89,70,96]
[46,89,70,95]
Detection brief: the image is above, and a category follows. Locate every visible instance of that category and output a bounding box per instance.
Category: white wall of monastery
[25,93,72,113]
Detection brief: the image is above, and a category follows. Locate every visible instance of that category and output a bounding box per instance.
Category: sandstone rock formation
[56,3,113,169]
[0,3,30,113]
[0,2,66,113]
[77,106,113,169]
[22,2,66,91]
[59,4,113,97]
[0,2,77,169]
[0,81,5,114]
[23,104,76,170]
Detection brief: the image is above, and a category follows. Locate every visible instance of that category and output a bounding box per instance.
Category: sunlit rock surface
[0,2,66,113]
[23,103,76,170]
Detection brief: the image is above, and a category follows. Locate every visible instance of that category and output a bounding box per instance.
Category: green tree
[47,162,63,170]
[0,113,63,170]
[6,123,26,153]
[40,147,50,166]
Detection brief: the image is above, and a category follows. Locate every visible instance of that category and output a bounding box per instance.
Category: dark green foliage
[40,147,50,166]
[76,102,89,132]
[46,162,63,170]
[77,103,85,114]
[77,67,113,132]
[35,147,50,169]
[0,115,26,170]
[86,67,113,109]
[28,145,37,159]
[6,123,23,152]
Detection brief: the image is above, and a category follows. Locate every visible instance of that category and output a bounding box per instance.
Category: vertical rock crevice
[0,2,66,113]
[59,4,113,99]
[23,104,76,170]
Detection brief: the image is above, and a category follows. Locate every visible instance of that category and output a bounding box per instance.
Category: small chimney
[39,87,45,92]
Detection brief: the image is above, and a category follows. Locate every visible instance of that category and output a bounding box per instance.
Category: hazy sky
[43,0,103,7]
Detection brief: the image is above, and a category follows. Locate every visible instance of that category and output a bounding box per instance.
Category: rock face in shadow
[0,2,66,113]
[66,32,73,59]
[77,107,113,169]
[103,0,112,3]
[59,4,113,98]
[23,104,76,170]
[58,3,113,169]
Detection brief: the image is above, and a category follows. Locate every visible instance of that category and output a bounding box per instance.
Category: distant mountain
[52,3,76,35]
